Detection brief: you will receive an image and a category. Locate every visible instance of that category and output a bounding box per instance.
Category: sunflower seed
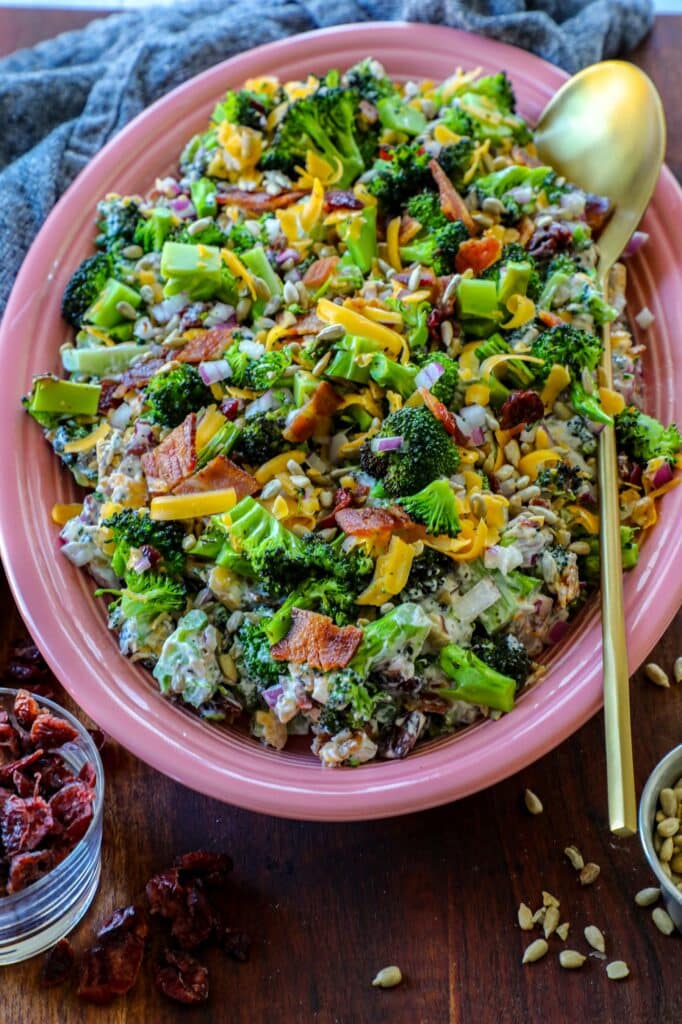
[670,852,682,873]
[606,960,630,981]
[407,265,422,292]
[290,474,311,490]
[252,275,271,301]
[283,281,300,305]
[260,478,282,500]
[580,862,600,886]
[504,440,521,467]
[316,322,345,343]
[522,939,548,964]
[236,297,252,321]
[187,216,213,236]
[564,845,585,871]
[312,351,332,376]
[660,788,678,818]
[674,656,682,683]
[657,817,680,838]
[121,243,143,259]
[568,540,591,555]
[372,966,402,988]
[524,789,543,815]
[532,908,546,925]
[559,950,586,969]
[543,906,560,938]
[542,891,560,908]
[512,485,542,505]
[659,837,674,862]
[556,922,570,941]
[115,300,138,320]
[440,320,454,346]
[651,907,675,935]
[584,925,605,953]
[319,490,334,509]
[517,902,534,931]
[635,887,661,907]
[515,474,531,490]
[644,662,670,688]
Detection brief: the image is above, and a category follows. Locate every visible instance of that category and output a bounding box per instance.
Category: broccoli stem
[336,207,377,274]
[61,343,153,377]
[569,382,613,426]
[190,178,218,218]
[26,376,101,419]
[240,246,284,297]
[438,643,516,712]
[456,278,500,320]
[377,96,427,136]
[368,354,417,398]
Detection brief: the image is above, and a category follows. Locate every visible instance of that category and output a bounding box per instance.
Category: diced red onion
[170,195,192,213]
[108,402,132,430]
[330,432,349,464]
[262,685,284,708]
[198,359,233,385]
[371,435,404,453]
[131,419,155,448]
[132,552,152,574]
[156,176,181,197]
[469,426,485,446]
[245,389,285,419]
[415,362,444,390]
[506,185,533,204]
[457,404,487,431]
[452,578,501,622]
[275,248,301,266]
[559,191,586,216]
[652,461,674,488]
[622,230,649,258]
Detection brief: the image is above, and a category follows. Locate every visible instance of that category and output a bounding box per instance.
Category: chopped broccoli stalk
[240,245,284,297]
[437,643,517,712]
[101,570,186,624]
[134,207,174,253]
[390,298,430,352]
[293,372,319,407]
[104,508,186,577]
[350,602,431,676]
[144,364,213,427]
[336,206,377,273]
[366,141,432,212]
[582,526,640,581]
[152,609,223,708]
[472,632,532,689]
[24,376,101,424]
[456,278,500,320]
[263,578,357,644]
[359,405,460,497]
[260,84,375,189]
[368,354,417,398]
[84,278,141,329]
[235,619,282,688]
[569,381,613,426]
[196,420,241,469]
[376,95,427,136]
[615,406,682,466]
[325,348,371,384]
[398,478,461,536]
[61,253,113,327]
[160,241,237,302]
[189,178,217,218]
[344,58,396,104]
[61,342,152,377]
[233,412,290,465]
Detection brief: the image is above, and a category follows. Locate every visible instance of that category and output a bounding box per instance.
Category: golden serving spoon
[534,62,666,836]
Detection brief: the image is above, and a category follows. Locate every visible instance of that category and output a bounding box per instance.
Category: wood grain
[0,12,681,1023]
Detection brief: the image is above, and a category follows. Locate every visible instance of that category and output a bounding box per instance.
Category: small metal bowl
[638,743,682,933]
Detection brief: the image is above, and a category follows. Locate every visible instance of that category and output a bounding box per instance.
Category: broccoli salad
[25,59,681,766]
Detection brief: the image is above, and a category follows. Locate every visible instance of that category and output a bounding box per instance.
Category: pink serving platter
[0,22,680,821]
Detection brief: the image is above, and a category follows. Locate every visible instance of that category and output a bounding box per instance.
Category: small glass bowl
[0,688,104,964]
[639,743,682,934]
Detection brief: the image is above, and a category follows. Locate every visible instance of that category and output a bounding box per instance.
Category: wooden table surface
[0,9,680,1022]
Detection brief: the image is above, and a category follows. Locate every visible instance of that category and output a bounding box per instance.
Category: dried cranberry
[97,381,122,414]
[323,189,363,213]
[13,690,40,729]
[154,948,209,1005]
[0,747,45,783]
[77,906,147,1005]
[34,753,75,795]
[78,761,97,787]
[40,939,76,988]
[7,849,54,893]
[1,793,54,855]
[30,713,79,750]
[426,307,446,340]
[140,543,162,569]
[220,397,242,420]
[499,390,545,430]
[97,904,149,943]
[175,850,233,887]
[0,720,21,761]
[49,781,95,829]
[527,221,574,260]
[146,868,213,949]
[584,193,612,234]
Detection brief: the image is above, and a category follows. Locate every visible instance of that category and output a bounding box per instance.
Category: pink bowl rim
[0,21,680,821]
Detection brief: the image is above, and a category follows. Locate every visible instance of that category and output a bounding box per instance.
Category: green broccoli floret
[465,561,540,634]
[232,412,291,465]
[482,243,542,303]
[359,406,460,498]
[469,71,517,112]
[350,603,431,677]
[615,407,682,466]
[297,533,374,591]
[437,642,517,712]
[318,668,379,733]
[401,547,453,601]
[172,221,229,248]
[144,364,213,428]
[530,324,611,425]
[471,632,532,689]
[474,165,559,221]
[474,333,534,389]
[536,462,584,499]
[61,253,113,327]
[400,192,468,274]
[212,89,272,131]
[226,221,263,253]
[104,508,186,577]
[415,354,459,405]
[436,140,477,192]
[448,72,532,147]
[235,619,282,688]
[344,58,396,104]
[261,85,376,189]
[134,207,174,253]
[244,350,292,391]
[572,280,617,326]
[366,141,432,212]
[96,196,141,254]
[263,578,357,644]
[100,570,186,624]
[48,421,98,486]
[223,496,309,596]
[398,478,461,537]
[537,253,576,311]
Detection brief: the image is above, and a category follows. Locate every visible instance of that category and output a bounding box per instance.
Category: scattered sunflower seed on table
[372,966,402,989]
[524,789,543,815]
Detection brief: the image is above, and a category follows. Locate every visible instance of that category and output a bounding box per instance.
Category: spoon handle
[598,316,637,837]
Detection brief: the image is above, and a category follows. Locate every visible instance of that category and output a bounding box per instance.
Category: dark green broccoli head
[471,632,531,689]
[104,508,186,577]
[173,221,229,248]
[244,350,292,391]
[367,141,433,213]
[213,89,272,131]
[96,196,141,254]
[440,106,475,138]
[399,217,468,276]
[319,669,378,733]
[144,364,214,428]
[233,411,291,465]
[481,243,542,303]
[298,533,374,592]
[398,478,461,537]
[401,547,453,601]
[359,406,460,497]
[530,325,602,383]
[111,571,187,624]
[134,207,174,254]
[536,462,584,499]
[61,253,112,327]
[236,620,283,688]
[406,191,444,230]
[436,139,477,192]
[263,575,358,644]
[227,221,264,253]
[345,58,396,105]
[470,72,517,113]
[615,406,682,466]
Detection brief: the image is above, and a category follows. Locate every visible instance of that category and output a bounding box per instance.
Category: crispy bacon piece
[173,326,234,364]
[419,388,468,445]
[216,189,306,212]
[429,159,475,233]
[538,310,564,328]
[318,487,353,528]
[282,381,341,443]
[335,505,410,537]
[173,455,258,500]
[114,356,166,397]
[97,381,121,413]
[399,214,423,245]
[276,312,324,337]
[499,390,545,430]
[271,609,362,671]
[323,190,363,212]
[154,948,209,1005]
[455,237,502,275]
[302,256,339,289]
[141,413,197,495]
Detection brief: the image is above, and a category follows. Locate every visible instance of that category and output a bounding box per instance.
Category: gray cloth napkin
[0,0,654,314]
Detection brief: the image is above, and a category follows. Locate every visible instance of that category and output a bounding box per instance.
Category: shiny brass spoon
[534,62,666,837]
